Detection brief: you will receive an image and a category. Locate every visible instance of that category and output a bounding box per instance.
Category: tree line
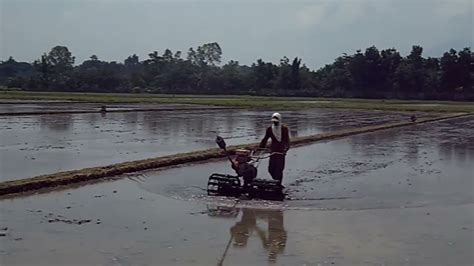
[0,43,472,100]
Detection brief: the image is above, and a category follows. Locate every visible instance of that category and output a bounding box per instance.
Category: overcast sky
[1,0,472,69]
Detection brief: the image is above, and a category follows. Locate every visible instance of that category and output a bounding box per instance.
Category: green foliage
[0,43,472,100]
[45,46,75,71]
[187,42,222,67]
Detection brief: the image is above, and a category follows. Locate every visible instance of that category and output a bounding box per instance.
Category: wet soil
[0,116,472,265]
[0,107,433,181]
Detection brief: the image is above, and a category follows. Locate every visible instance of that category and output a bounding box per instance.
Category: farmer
[259,113,290,186]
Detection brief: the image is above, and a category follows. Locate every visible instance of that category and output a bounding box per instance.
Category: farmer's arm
[259,127,271,148]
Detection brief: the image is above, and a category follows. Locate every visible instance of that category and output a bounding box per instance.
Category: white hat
[271,112,281,122]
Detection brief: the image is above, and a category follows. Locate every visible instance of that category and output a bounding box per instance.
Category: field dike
[0,107,237,116]
[0,113,469,196]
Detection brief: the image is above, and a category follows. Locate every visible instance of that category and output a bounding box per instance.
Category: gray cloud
[1,0,472,69]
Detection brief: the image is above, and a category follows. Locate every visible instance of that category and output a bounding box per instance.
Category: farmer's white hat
[271,112,281,122]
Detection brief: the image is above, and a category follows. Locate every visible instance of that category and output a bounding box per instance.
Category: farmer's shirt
[259,124,290,153]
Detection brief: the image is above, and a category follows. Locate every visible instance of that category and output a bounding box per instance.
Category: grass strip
[1,91,473,113]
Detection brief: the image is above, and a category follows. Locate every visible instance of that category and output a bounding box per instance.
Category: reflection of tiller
[207,136,285,200]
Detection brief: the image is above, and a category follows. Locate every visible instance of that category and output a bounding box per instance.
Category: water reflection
[232,208,287,264]
[38,114,74,131]
[405,139,420,166]
[346,117,474,165]
[209,206,287,265]
[28,109,427,145]
[123,112,139,130]
[438,139,474,163]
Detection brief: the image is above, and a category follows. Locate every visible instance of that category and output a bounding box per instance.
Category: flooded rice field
[0,106,432,181]
[129,116,474,210]
[1,116,472,265]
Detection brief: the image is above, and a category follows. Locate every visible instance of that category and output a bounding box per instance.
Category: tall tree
[32,55,53,89]
[45,46,75,71]
[440,49,459,96]
[124,54,139,66]
[457,48,472,94]
[252,59,277,93]
[290,57,302,90]
[187,42,222,67]
[276,57,291,91]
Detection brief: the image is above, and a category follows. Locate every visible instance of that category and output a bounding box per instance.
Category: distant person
[259,113,290,187]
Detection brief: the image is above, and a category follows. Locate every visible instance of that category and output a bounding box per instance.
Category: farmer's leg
[269,154,284,182]
[276,155,285,184]
[268,155,277,179]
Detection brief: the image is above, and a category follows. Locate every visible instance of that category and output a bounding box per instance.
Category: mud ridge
[0,107,238,116]
[0,112,469,196]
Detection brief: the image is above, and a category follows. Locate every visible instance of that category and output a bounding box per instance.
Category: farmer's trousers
[268,154,285,182]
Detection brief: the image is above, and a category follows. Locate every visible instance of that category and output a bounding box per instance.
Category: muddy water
[0,116,472,265]
[0,108,431,181]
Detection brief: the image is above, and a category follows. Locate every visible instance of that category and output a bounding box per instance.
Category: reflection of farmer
[230,209,287,263]
[231,208,257,247]
[262,210,287,263]
[260,113,290,186]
